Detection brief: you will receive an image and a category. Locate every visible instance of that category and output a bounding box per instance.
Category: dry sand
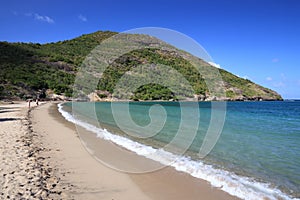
[32,103,151,200]
[0,101,240,200]
[0,101,65,199]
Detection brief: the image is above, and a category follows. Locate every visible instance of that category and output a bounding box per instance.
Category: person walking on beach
[36,98,39,106]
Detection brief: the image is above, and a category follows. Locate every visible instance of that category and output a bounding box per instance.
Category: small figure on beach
[28,99,31,108]
[36,98,39,106]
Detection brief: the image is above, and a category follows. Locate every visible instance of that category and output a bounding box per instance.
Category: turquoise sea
[59,101,300,200]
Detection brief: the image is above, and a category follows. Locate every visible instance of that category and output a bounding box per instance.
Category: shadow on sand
[0,118,21,122]
[0,110,20,114]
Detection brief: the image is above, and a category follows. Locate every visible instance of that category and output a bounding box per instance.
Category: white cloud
[208,62,221,68]
[272,58,279,63]
[24,12,54,24]
[78,14,87,22]
[236,74,251,80]
[34,13,54,24]
[266,77,273,81]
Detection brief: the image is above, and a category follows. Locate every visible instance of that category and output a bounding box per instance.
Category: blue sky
[1,0,299,99]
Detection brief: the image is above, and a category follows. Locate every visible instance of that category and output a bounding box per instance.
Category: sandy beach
[0,101,66,199]
[0,101,239,200]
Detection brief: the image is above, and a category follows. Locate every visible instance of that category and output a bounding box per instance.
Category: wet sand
[0,101,239,199]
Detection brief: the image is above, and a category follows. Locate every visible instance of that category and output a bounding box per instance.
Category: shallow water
[60,101,300,200]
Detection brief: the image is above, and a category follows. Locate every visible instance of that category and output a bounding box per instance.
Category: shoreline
[32,102,151,199]
[0,101,239,199]
[47,102,239,200]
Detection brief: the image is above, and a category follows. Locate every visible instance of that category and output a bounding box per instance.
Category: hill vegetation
[0,31,115,99]
[0,31,282,101]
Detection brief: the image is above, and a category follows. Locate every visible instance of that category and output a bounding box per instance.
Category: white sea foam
[58,103,299,200]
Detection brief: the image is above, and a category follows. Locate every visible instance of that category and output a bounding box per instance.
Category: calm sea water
[60,101,300,200]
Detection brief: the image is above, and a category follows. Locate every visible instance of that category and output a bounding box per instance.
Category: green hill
[0,31,282,101]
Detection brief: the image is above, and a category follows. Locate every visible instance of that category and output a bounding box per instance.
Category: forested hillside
[0,31,282,101]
